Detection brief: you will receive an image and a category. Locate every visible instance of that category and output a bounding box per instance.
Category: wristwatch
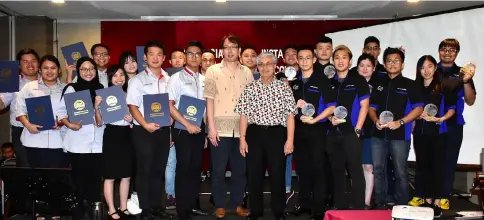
[355,129,362,135]
[399,120,405,126]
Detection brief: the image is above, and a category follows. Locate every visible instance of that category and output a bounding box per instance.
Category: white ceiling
[0,1,482,21]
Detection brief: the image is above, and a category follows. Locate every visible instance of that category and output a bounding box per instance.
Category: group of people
[0,33,476,220]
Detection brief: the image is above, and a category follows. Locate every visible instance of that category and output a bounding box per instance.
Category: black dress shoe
[191,208,209,216]
[291,205,311,216]
[139,210,155,220]
[151,208,174,219]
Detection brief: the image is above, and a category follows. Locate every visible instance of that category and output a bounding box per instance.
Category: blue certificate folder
[174,95,206,130]
[0,61,19,92]
[61,42,89,78]
[64,90,95,125]
[95,86,128,124]
[136,46,147,73]
[143,93,170,127]
[25,95,55,131]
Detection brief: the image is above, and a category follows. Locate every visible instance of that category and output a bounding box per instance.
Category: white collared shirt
[15,79,66,149]
[72,69,108,88]
[58,85,104,153]
[0,74,38,127]
[126,67,170,125]
[168,68,205,109]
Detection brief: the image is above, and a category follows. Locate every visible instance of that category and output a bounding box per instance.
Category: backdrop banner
[101,20,382,171]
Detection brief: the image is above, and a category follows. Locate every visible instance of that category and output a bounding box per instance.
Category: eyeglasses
[386,59,402,65]
[439,48,457,54]
[364,46,380,51]
[257,62,275,68]
[79,67,96,73]
[223,45,239,50]
[186,52,202,58]
[93,52,109,58]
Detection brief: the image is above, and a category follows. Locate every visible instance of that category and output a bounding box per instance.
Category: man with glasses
[204,34,252,219]
[235,52,297,220]
[362,36,386,74]
[437,38,475,210]
[67,43,110,87]
[201,50,216,75]
[368,47,423,209]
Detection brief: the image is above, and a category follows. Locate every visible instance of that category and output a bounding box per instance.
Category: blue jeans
[165,146,176,197]
[371,138,410,205]
[285,154,293,192]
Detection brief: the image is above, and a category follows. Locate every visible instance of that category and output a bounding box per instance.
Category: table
[324,210,392,220]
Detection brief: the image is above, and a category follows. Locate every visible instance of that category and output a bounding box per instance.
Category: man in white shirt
[0,48,40,167]
[126,41,173,220]
[67,43,110,87]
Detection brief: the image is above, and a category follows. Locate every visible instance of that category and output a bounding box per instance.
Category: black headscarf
[61,56,104,104]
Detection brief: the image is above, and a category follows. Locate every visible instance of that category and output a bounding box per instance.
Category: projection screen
[327,7,483,165]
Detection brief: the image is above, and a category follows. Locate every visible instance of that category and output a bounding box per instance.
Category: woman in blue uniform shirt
[411,55,456,217]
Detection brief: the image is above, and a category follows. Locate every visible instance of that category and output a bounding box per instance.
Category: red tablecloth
[324,210,392,220]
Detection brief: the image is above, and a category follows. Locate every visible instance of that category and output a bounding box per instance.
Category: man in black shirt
[437,38,476,210]
[290,46,335,219]
[314,36,336,79]
[350,36,386,77]
[325,45,369,210]
[368,47,423,208]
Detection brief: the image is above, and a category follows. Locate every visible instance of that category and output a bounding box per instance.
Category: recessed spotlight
[216,0,226,3]
[52,0,65,3]
[408,0,419,2]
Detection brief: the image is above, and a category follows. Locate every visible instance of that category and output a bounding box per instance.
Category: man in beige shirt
[204,34,253,219]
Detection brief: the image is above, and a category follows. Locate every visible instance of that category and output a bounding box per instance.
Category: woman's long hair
[61,56,104,104]
[107,64,129,92]
[415,55,442,93]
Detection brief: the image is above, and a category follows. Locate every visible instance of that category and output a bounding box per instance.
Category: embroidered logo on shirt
[397,88,407,91]
[377,86,384,91]
[293,85,299,90]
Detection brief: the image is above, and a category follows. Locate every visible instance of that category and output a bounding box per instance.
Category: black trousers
[326,132,365,209]
[413,134,446,199]
[293,124,327,215]
[132,125,170,210]
[68,153,103,203]
[26,147,69,168]
[246,125,286,217]
[172,128,205,213]
[11,126,29,167]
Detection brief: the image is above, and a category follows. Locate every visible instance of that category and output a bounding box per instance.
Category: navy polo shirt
[329,73,371,135]
[438,62,477,126]
[413,79,456,136]
[370,73,424,140]
[291,70,336,125]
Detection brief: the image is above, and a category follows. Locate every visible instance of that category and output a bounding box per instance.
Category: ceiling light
[407,0,419,2]
[52,0,65,3]
[141,15,338,21]
[216,0,226,2]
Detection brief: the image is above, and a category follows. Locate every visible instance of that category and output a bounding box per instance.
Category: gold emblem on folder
[71,52,81,61]
[151,102,161,112]
[74,100,86,111]
[0,68,12,78]
[106,95,118,107]
[187,105,197,116]
[35,105,45,119]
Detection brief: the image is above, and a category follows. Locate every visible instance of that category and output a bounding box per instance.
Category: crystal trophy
[324,65,336,78]
[301,103,315,117]
[379,110,394,127]
[284,66,297,81]
[333,106,348,123]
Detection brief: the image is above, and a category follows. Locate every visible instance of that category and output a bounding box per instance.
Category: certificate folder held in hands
[0,61,19,92]
[64,90,94,125]
[143,93,170,127]
[174,95,206,130]
[61,42,89,78]
[25,95,55,131]
[96,86,128,124]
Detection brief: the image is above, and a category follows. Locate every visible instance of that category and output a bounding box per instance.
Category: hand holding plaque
[284,66,297,81]
[460,61,476,82]
[378,111,394,128]
[333,106,348,124]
